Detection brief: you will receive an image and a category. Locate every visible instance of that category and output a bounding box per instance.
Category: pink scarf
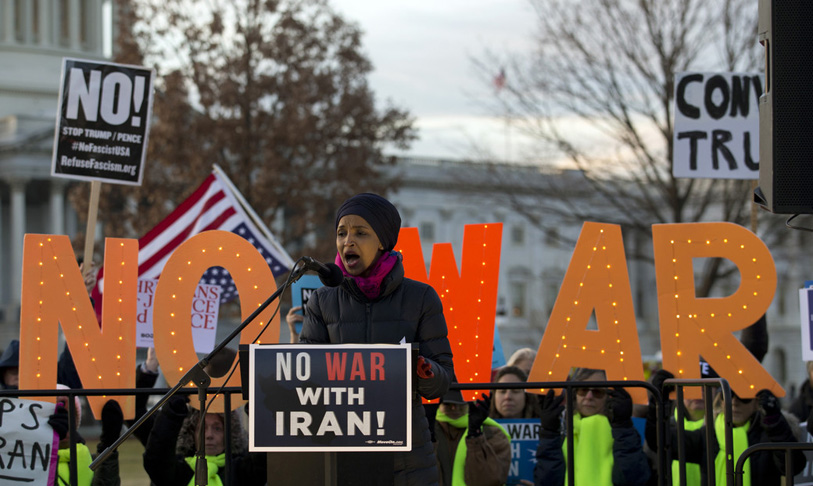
[335,251,398,299]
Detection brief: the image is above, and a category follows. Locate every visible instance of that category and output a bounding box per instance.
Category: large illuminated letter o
[153,231,279,412]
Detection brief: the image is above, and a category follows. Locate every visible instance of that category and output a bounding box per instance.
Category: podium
[241,344,415,486]
[266,451,393,485]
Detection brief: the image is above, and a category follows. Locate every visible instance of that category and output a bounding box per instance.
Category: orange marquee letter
[529,223,646,404]
[653,223,780,398]
[20,235,138,419]
[153,231,279,412]
[396,224,503,402]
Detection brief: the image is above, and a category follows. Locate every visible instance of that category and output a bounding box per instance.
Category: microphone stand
[90,262,309,485]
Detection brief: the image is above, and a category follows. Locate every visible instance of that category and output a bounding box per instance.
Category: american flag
[494,68,506,92]
[93,169,294,306]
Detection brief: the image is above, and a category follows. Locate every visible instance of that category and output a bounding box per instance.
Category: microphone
[300,257,344,287]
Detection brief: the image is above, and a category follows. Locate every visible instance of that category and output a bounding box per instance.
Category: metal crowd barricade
[2,381,663,486]
[660,377,812,486]
[735,442,813,486]
[453,379,664,486]
[662,378,734,486]
[12,378,807,486]
[0,386,242,486]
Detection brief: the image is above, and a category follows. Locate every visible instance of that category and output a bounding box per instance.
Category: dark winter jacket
[435,419,511,486]
[647,409,805,486]
[143,402,265,486]
[789,380,813,423]
[129,363,160,447]
[301,255,455,486]
[534,416,651,486]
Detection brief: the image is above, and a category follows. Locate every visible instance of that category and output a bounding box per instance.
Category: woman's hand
[144,347,159,373]
[287,306,304,343]
[79,261,97,296]
[416,356,434,379]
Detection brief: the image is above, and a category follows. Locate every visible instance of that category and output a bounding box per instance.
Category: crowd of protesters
[5,314,813,485]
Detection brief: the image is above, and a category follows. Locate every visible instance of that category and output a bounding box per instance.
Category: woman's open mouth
[344,252,360,268]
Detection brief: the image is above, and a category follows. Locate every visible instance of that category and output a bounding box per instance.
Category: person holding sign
[646,368,805,486]
[434,389,511,486]
[300,193,455,485]
[533,368,651,486]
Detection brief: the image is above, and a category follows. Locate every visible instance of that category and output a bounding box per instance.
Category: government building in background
[0,0,111,335]
[1,0,808,397]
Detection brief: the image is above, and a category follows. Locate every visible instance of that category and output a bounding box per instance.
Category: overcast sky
[334,0,538,161]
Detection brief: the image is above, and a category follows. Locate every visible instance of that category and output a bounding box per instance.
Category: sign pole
[83,180,101,273]
[750,180,759,233]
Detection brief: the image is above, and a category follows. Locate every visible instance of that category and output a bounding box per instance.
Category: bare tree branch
[468,0,781,297]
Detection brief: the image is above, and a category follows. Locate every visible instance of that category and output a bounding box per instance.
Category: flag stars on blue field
[198,222,286,303]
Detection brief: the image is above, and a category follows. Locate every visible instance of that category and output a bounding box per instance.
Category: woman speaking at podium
[300,193,455,486]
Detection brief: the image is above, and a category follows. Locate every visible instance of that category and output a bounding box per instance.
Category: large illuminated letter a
[530,223,646,404]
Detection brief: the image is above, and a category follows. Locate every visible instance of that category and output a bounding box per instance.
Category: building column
[22,0,34,44]
[2,0,15,43]
[89,0,103,54]
[9,178,27,311]
[69,0,81,49]
[37,0,50,46]
[50,179,66,235]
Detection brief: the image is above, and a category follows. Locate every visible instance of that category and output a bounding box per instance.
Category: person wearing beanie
[300,193,455,486]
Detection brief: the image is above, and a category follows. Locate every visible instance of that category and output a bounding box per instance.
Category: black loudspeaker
[754,0,813,214]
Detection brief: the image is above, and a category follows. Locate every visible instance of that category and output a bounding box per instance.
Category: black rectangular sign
[51,58,155,185]
[249,344,411,451]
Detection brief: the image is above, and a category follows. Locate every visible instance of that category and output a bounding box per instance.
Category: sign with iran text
[248,344,411,452]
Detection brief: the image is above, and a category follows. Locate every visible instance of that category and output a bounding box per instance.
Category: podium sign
[249,344,411,452]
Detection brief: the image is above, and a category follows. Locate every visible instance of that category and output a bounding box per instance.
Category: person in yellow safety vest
[48,388,123,486]
[533,368,651,486]
[671,397,705,485]
[645,368,706,486]
[143,395,266,486]
[647,368,806,486]
[48,396,93,486]
[435,389,512,486]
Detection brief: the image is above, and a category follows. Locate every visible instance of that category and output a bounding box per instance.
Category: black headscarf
[335,193,402,251]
